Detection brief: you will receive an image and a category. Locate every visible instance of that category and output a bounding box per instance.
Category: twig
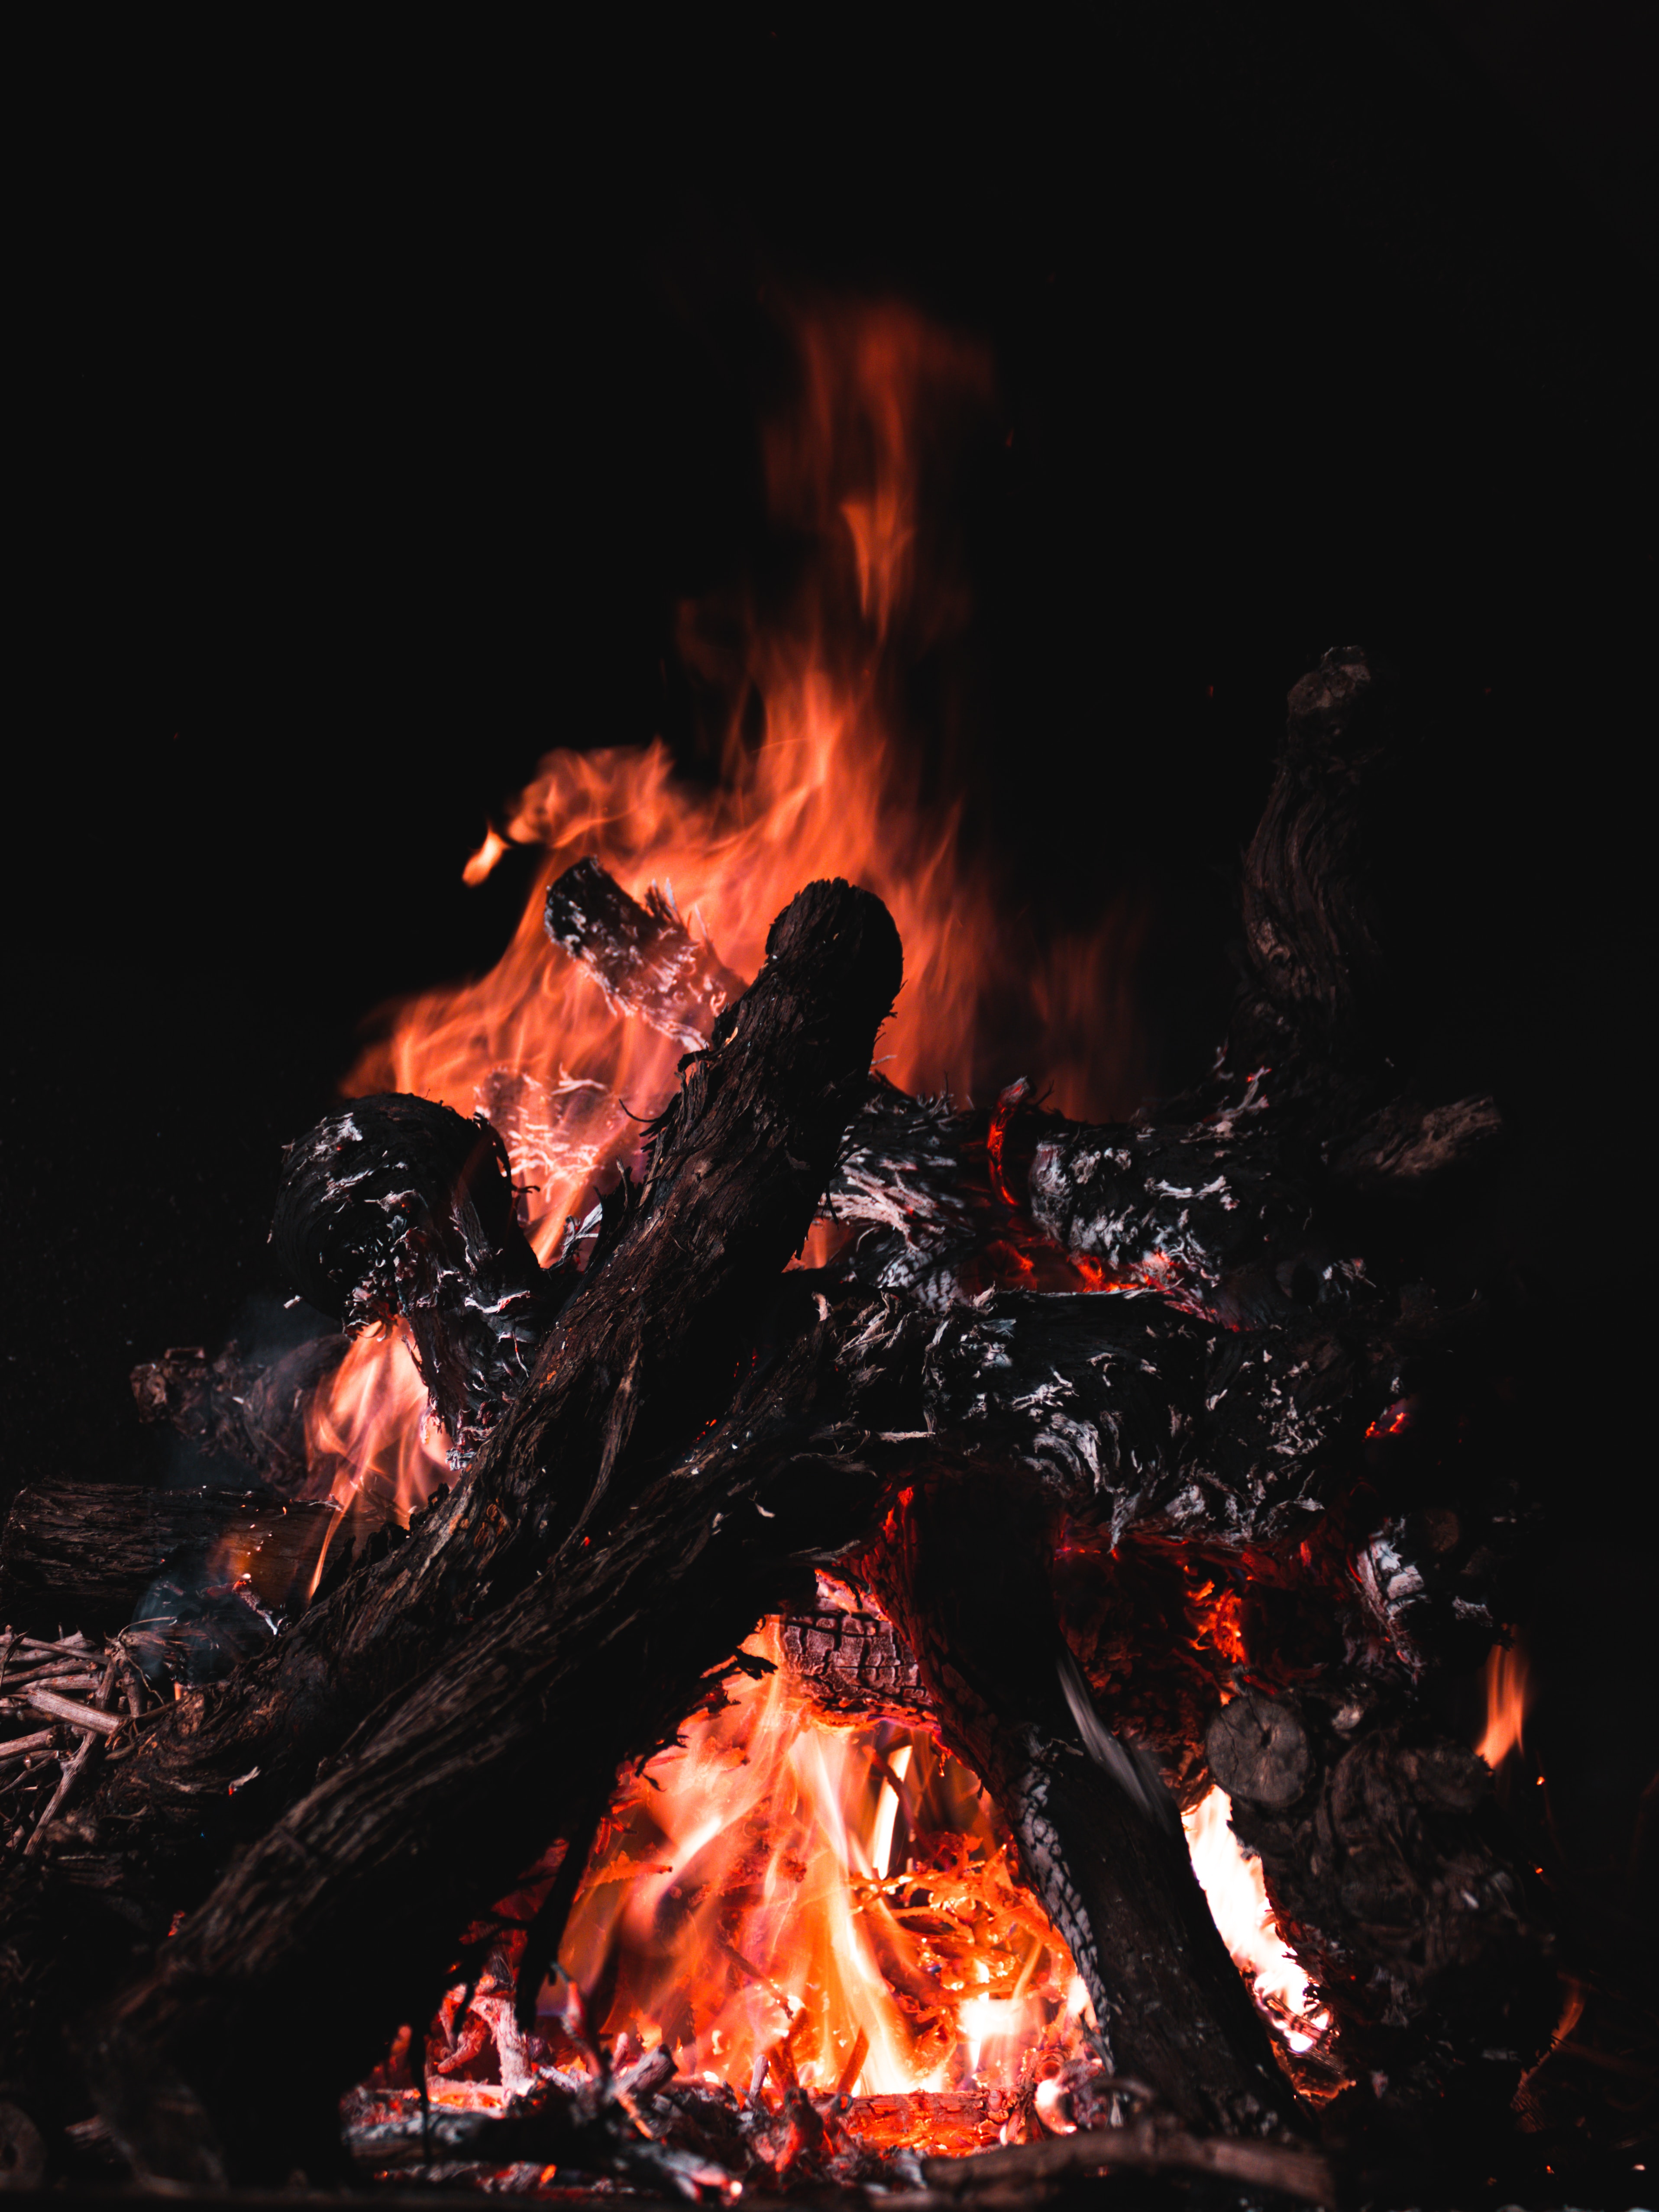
[22,1685,122,1734]
[0,1729,62,1761]
[921,2115,1335,2204]
[24,1654,123,1858]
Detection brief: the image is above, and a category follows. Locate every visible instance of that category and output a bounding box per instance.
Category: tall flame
[304,302,1143,1520]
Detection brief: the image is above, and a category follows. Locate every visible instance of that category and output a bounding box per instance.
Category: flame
[303,1329,450,1529]
[1476,1640,1530,1772]
[1182,1788,1329,2051]
[303,302,1142,1518]
[554,1620,1092,2099]
[462,827,510,886]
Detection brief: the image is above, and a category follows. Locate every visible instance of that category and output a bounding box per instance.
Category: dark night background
[8,0,1656,2079]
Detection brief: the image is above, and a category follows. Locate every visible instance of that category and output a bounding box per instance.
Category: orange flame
[1476,1640,1531,1772]
[554,1620,1093,2097]
[462,827,510,886]
[306,301,1144,1519]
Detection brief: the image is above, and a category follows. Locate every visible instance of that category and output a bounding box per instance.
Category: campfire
[0,305,1638,2208]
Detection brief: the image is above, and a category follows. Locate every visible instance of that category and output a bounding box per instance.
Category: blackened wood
[1232,644,1400,1080]
[1024,1095,1332,1327]
[129,1336,349,1494]
[271,1092,556,1460]
[861,1470,1298,2138]
[1213,1688,1559,2112]
[0,1484,339,1636]
[544,854,745,1049]
[779,1607,936,1724]
[83,1298,891,2183]
[921,2116,1335,2203]
[1327,1091,1504,1190]
[1205,1691,1311,1809]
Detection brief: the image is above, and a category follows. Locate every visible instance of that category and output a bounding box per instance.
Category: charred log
[778,1607,935,1726]
[0,1482,338,1640]
[860,1469,1298,2138]
[82,1293,897,2183]
[1326,1090,1505,1191]
[544,855,745,1049]
[1231,644,1401,1083]
[129,1335,348,1494]
[271,1092,557,1461]
[1207,1689,1559,2113]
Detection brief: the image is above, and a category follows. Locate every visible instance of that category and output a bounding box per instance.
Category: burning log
[860,1470,1296,2138]
[544,854,745,1050]
[83,1290,898,2182]
[271,1090,559,1461]
[1206,1688,1559,2109]
[0,1482,339,1636]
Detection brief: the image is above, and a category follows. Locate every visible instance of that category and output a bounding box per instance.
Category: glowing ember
[554,1620,1094,2098]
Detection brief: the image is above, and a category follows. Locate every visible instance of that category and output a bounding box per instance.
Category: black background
[7,3,1653,1885]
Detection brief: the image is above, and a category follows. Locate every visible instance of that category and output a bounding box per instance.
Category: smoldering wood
[1206,1687,1559,2112]
[129,1335,349,1494]
[0,1482,340,1636]
[778,1607,936,1725]
[544,854,746,1050]
[346,2079,1335,2203]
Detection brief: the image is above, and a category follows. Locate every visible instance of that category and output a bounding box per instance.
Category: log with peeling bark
[0,1482,340,1635]
[544,854,745,1049]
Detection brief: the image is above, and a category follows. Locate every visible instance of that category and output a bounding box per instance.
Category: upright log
[861,1471,1297,2139]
